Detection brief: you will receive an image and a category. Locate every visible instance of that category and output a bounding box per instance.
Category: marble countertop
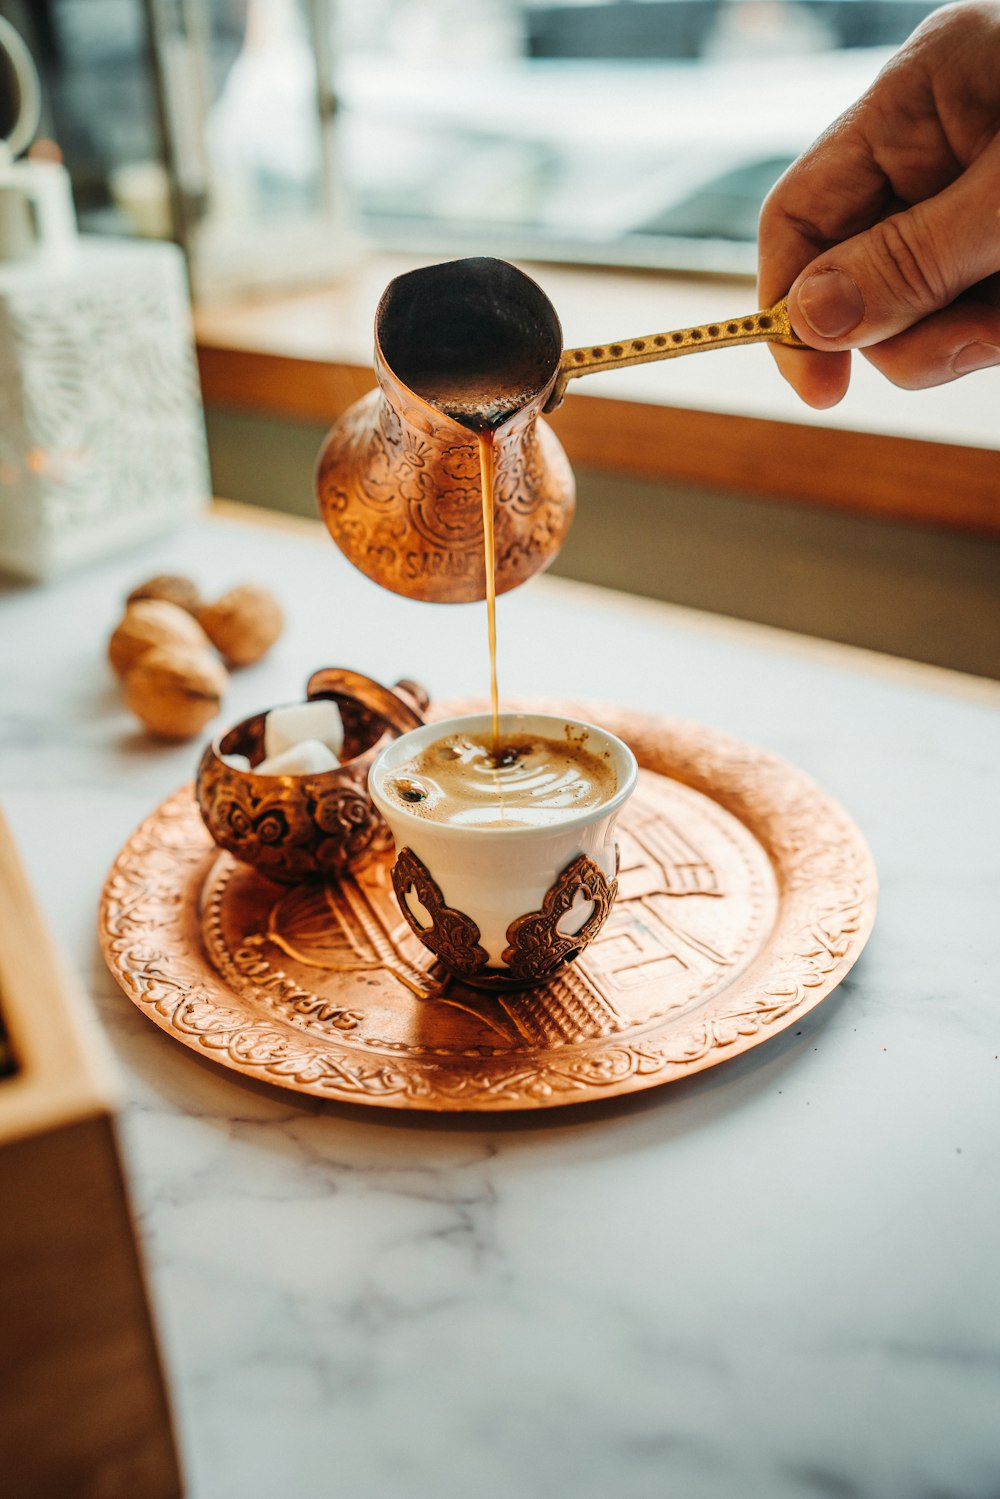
[2,505,998,1499]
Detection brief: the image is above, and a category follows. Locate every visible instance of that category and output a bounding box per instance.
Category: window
[334,0,940,274]
[2,0,941,291]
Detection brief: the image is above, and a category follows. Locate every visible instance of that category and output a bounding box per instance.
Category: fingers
[757,125,892,407]
[768,345,852,408]
[760,124,1000,402]
[755,3,1000,404]
[769,280,1000,404]
[757,127,893,311]
[860,292,1000,387]
[757,0,997,312]
[787,135,1000,351]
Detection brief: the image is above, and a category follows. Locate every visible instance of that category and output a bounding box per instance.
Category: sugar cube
[265,700,344,760]
[221,752,252,771]
[255,739,340,776]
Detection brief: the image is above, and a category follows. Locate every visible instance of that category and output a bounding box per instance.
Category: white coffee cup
[369,711,638,989]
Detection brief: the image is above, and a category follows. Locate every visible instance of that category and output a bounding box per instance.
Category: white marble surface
[2,508,999,1499]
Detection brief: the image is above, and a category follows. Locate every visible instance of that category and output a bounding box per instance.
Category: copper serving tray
[99,703,877,1112]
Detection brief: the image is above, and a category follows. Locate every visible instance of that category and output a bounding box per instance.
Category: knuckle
[864,214,946,310]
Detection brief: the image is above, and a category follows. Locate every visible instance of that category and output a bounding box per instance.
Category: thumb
[787,140,1000,351]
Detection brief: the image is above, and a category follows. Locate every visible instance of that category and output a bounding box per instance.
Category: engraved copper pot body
[316,257,575,604]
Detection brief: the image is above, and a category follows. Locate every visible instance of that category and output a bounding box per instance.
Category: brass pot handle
[306,668,426,737]
[544,297,807,411]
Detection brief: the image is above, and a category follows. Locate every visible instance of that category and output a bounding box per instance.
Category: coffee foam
[382,729,616,830]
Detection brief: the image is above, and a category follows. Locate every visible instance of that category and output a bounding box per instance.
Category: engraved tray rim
[98,700,878,1113]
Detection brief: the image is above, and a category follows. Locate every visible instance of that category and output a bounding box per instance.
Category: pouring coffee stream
[316,257,806,750]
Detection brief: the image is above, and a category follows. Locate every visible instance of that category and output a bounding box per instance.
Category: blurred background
[0,0,940,294]
[3,0,997,678]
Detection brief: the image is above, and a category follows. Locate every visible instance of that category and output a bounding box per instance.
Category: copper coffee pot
[316,257,805,603]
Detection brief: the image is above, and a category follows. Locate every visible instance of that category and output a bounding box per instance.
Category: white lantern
[0,15,210,583]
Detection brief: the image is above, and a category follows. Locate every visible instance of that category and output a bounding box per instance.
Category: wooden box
[0,807,183,1498]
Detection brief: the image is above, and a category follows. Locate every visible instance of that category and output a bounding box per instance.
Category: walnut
[122,646,229,740]
[199,583,284,667]
[126,573,203,615]
[108,599,211,679]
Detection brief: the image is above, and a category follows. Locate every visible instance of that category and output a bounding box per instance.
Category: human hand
[757,1,1000,407]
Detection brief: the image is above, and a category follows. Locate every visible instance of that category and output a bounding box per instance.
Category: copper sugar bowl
[315,257,575,604]
[195,668,427,883]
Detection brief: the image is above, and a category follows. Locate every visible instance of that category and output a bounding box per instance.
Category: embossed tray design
[98,704,877,1112]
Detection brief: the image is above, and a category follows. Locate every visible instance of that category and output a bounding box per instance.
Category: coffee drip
[405,377,542,752]
[385,270,563,751]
